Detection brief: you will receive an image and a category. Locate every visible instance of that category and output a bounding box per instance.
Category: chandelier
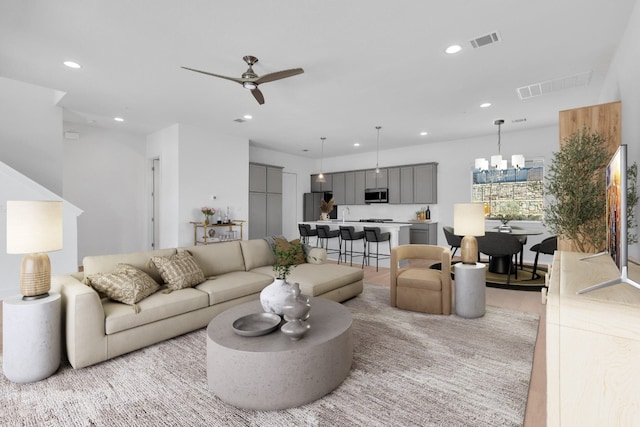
[475,119,524,171]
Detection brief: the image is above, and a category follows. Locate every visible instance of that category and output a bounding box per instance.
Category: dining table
[484,226,543,274]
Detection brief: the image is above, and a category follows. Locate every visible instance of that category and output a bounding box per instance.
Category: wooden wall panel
[557,101,621,252]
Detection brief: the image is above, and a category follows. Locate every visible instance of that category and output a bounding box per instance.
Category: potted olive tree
[544,127,637,252]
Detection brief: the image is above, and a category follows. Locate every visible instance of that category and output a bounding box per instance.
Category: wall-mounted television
[578,144,640,294]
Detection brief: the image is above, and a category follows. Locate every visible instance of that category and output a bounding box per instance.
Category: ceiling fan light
[243,82,257,90]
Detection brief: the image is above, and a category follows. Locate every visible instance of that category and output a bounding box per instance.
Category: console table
[190,221,244,245]
[546,251,640,426]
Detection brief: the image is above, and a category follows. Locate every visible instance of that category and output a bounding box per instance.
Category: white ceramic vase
[260,278,292,315]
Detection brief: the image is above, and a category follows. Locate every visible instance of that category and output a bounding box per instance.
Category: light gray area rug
[0,284,539,427]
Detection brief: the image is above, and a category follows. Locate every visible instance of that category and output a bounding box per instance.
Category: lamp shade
[7,201,63,254]
[453,203,485,237]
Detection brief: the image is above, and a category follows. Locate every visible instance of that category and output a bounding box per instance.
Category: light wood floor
[0,264,546,426]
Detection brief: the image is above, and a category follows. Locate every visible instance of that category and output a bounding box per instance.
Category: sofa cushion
[195,271,273,306]
[240,239,276,270]
[86,264,160,308]
[150,252,205,290]
[250,263,364,297]
[179,241,245,277]
[103,287,209,335]
[274,238,306,266]
[83,248,177,285]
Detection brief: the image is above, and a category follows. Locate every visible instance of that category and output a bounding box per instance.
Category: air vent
[233,118,246,123]
[511,118,527,124]
[469,31,501,48]
[517,71,592,100]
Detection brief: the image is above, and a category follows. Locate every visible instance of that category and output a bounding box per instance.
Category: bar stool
[362,226,391,272]
[298,223,318,246]
[338,226,365,266]
[316,225,341,255]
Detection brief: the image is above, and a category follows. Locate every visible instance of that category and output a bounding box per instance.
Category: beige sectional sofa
[51,238,364,369]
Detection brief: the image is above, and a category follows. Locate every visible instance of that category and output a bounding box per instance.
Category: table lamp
[453,203,485,264]
[6,200,63,300]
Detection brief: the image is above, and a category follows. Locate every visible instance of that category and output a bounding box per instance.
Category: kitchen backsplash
[337,204,437,222]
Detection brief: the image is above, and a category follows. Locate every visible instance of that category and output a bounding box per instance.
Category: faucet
[342,207,350,223]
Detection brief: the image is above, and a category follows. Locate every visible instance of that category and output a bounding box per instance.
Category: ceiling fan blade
[255,68,304,85]
[181,66,244,84]
[251,88,265,105]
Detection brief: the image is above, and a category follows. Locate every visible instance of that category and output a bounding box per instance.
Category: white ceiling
[0,0,636,158]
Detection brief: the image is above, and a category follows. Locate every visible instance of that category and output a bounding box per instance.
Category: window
[471,160,544,221]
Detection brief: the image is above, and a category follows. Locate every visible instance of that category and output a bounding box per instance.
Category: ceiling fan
[181,55,304,105]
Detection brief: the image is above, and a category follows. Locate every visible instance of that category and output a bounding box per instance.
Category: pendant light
[475,119,525,171]
[316,137,326,183]
[375,126,382,173]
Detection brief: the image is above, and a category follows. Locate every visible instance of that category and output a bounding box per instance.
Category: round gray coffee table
[206,297,353,410]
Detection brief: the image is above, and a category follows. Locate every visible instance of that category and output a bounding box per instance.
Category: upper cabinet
[249,163,267,193]
[310,174,332,192]
[413,163,437,204]
[332,172,346,205]
[266,166,282,194]
[365,168,388,189]
[308,162,436,205]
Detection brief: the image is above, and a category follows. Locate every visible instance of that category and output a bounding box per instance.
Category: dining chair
[530,236,558,279]
[477,232,523,284]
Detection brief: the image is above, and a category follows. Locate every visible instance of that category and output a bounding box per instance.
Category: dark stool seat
[316,225,341,255]
[530,236,557,279]
[298,223,318,246]
[362,226,391,272]
[338,226,365,266]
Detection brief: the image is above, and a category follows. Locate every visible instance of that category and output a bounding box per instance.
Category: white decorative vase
[260,279,292,315]
[320,212,329,221]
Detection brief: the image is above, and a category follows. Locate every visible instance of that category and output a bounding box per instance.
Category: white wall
[601,0,640,260]
[0,77,64,195]
[177,124,249,247]
[64,123,148,262]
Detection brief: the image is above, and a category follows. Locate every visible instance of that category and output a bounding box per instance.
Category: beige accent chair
[390,244,452,315]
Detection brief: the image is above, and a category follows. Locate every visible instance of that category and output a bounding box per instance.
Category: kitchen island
[299,221,411,267]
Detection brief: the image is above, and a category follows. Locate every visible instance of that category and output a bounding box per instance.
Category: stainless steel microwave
[364,188,388,203]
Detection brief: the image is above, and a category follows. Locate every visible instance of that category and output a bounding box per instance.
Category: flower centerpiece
[201,206,215,225]
[320,197,335,221]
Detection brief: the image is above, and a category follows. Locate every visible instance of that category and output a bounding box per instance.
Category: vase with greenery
[544,127,638,252]
[260,239,305,315]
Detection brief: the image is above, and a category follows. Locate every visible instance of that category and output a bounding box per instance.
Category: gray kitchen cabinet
[400,166,414,203]
[266,193,282,236]
[310,174,333,192]
[266,166,282,194]
[332,172,346,205]
[249,162,282,238]
[344,172,355,204]
[388,167,401,204]
[249,192,266,239]
[409,222,438,245]
[365,168,388,189]
[413,163,437,204]
[249,163,267,193]
[354,171,366,205]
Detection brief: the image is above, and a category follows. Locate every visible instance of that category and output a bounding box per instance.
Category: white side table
[3,292,61,383]
[454,262,486,318]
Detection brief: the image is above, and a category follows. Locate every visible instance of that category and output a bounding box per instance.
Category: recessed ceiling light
[445,45,462,54]
[63,61,81,69]
[420,131,428,136]
[114,117,124,122]
[243,114,253,120]
[353,142,360,147]
[480,102,492,108]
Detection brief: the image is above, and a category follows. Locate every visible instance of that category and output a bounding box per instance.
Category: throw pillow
[86,263,160,311]
[150,251,205,290]
[273,238,307,266]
